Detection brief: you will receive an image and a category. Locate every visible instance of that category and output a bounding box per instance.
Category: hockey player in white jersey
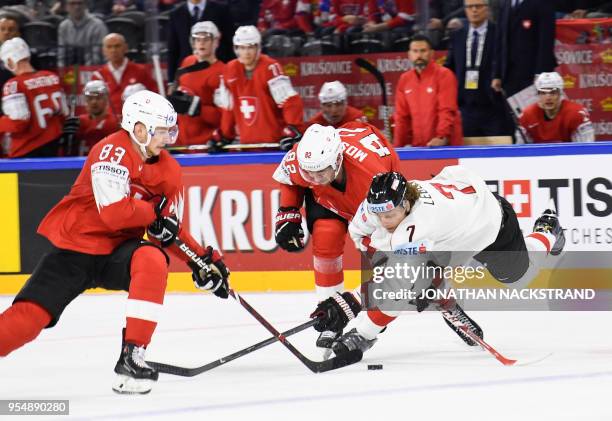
[310,166,566,357]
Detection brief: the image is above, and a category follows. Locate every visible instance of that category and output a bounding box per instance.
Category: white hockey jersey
[349,165,502,261]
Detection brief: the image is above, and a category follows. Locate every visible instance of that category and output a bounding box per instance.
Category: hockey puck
[367,364,383,370]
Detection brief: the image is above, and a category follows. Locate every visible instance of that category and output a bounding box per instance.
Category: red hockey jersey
[332,0,378,32]
[220,54,304,144]
[308,105,367,128]
[175,56,224,145]
[77,111,119,155]
[519,99,595,143]
[0,70,66,157]
[92,60,158,116]
[273,121,400,220]
[38,130,205,259]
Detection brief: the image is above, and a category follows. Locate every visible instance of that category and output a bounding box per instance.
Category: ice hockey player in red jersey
[0,90,230,395]
[170,21,225,147]
[518,72,595,143]
[258,0,314,36]
[308,81,367,128]
[0,37,67,158]
[61,80,119,155]
[272,121,400,354]
[212,25,304,152]
[311,168,566,359]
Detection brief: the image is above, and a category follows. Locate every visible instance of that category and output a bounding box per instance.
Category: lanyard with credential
[465,29,486,69]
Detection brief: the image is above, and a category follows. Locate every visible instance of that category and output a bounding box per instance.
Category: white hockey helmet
[121,90,178,156]
[318,81,347,104]
[191,21,220,39]
[0,37,30,69]
[83,80,108,96]
[297,124,344,183]
[233,25,261,46]
[535,72,564,92]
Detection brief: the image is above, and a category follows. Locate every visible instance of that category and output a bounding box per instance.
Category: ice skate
[533,203,565,256]
[113,343,159,395]
[316,330,342,360]
[332,328,377,356]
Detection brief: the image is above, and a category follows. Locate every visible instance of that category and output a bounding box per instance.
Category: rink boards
[0,142,611,294]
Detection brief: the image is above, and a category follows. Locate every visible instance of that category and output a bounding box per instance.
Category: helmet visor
[153,125,179,144]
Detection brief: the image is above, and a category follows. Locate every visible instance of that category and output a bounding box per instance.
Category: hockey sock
[125,246,168,347]
[525,232,556,254]
[312,219,346,301]
[0,301,51,356]
[356,309,396,340]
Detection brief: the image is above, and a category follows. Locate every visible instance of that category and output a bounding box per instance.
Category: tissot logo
[486,177,612,218]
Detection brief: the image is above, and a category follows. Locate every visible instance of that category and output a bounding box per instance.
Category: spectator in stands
[212,25,304,152]
[428,0,465,48]
[308,81,366,128]
[58,0,108,66]
[169,21,225,147]
[91,33,157,116]
[111,0,144,15]
[393,34,462,147]
[517,72,594,143]
[62,80,119,155]
[492,0,557,97]
[258,0,314,38]
[446,0,510,137]
[167,0,233,82]
[363,0,415,33]
[0,37,67,158]
[330,0,378,33]
[0,16,20,93]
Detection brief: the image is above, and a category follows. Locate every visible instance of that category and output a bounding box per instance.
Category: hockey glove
[310,292,361,332]
[190,246,230,299]
[279,125,302,151]
[147,195,180,248]
[274,207,304,252]
[206,129,233,154]
[168,91,201,116]
[62,116,80,136]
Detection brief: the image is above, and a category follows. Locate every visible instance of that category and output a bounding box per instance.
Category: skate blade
[112,374,153,395]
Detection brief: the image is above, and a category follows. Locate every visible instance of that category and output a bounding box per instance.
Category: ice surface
[1,292,611,421]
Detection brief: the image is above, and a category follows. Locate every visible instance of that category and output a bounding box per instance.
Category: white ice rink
[1,292,612,421]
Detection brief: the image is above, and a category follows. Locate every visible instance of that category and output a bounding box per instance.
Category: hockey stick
[500,89,530,144]
[147,318,318,377]
[166,142,281,152]
[354,58,391,141]
[441,310,517,366]
[173,236,363,373]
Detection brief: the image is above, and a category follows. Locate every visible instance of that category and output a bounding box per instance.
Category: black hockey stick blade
[146,318,318,377]
[354,58,387,106]
[309,349,363,373]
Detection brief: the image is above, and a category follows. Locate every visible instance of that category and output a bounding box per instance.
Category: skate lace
[130,346,151,369]
[447,308,474,329]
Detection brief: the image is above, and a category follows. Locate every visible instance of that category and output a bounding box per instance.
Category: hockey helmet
[367,172,408,213]
[191,21,220,39]
[233,25,261,46]
[535,72,563,93]
[121,90,178,155]
[318,81,347,104]
[297,124,343,184]
[0,37,30,69]
[83,80,108,97]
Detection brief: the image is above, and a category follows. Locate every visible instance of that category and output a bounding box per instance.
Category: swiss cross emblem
[239,96,258,126]
[503,180,531,217]
[305,152,311,158]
